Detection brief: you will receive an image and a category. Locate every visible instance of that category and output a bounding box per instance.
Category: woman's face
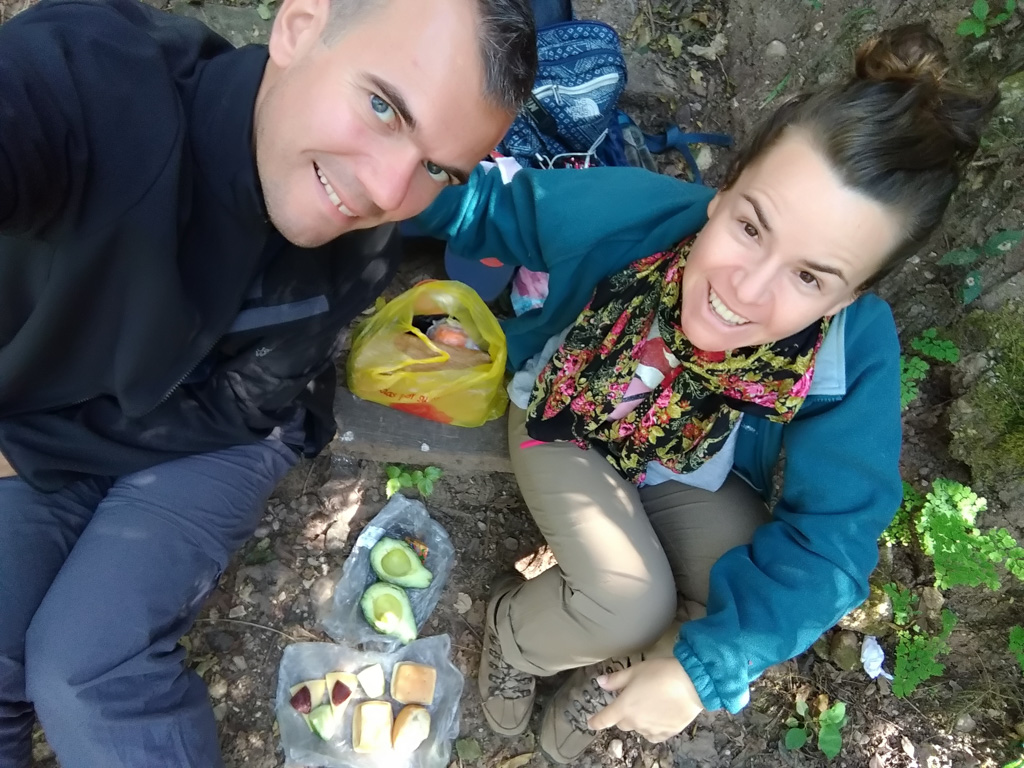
[680,129,904,352]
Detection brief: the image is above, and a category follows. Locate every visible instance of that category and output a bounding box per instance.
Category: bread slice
[390,661,437,706]
[392,704,431,752]
[352,700,394,753]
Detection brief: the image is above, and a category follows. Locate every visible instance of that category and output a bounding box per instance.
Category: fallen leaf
[499,753,534,768]
[665,34,683,58]
[456,738,483,761]
[688,32,727,61]
[454,592,472,614]
[690,68,703,86]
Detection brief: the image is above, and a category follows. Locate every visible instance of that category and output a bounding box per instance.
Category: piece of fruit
[360,582,417,644]
[392,704,431,752]
[289,679,327,716]
[390,661,437,705]
[369,538,433,589]
[352,700,394,753]
[308,703,340,740]
[356,664,386,699]
[324,672,359,717]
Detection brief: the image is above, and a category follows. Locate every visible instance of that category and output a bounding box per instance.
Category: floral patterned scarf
[525,240,828,484]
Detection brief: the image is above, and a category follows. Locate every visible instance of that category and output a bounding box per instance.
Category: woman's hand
[587,658,703,742]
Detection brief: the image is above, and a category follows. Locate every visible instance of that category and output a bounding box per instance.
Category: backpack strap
[643,125,733,186]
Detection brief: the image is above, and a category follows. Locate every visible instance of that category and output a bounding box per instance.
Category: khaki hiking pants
[496,405,772,677]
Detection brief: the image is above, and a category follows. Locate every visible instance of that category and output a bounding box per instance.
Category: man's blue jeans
[0,436,298,768]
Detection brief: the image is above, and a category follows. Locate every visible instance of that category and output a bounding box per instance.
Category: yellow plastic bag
[347,281,508,427]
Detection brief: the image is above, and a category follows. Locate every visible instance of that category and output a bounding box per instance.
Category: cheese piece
[392,704,431,752]
[352,700,394,754]
[356,664,386,699]
[390,662,437,706]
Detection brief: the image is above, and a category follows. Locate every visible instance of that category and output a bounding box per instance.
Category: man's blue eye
[424,161,452,184]
[370,94,396,124]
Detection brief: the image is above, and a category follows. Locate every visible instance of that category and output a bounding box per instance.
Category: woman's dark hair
[723,24,1000,289]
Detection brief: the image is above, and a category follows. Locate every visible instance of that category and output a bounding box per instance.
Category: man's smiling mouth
[709,288,751,326]
[314,162,357,218]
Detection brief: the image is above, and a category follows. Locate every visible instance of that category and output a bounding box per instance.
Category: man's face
[255,0,513,247]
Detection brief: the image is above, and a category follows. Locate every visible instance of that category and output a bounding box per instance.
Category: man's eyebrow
[367,75,416,129]
[741,194,772,234]
[801,259,849,285]
[365,75,472,184]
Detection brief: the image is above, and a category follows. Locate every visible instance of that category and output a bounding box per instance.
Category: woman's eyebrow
[801,259,849,284]
[742,194,772,234]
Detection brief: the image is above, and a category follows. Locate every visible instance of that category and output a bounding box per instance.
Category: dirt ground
[7,0,1024,765]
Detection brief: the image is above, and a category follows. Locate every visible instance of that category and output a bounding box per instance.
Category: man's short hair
[321,0,537,114]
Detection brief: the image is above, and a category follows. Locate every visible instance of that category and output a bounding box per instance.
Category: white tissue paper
[861,635,894,680]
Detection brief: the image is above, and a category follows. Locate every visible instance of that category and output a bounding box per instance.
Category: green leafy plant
[882,482,923,547]
[956,0,1016,37]
[883,583,919,626]
[784,695,847,759]
[918,478,1024,590]
[900,354,930,410]
[384,465,443,499]
[938,230,1023,304]
[1010,626,1024,675]
[911,328,961,363]
[892,608,957,698]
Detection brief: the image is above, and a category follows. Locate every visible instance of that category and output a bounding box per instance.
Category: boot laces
[486,626,534,699]
[564,657,632,732]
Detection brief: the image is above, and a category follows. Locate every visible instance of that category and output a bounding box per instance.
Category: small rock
[420,443,430,452]
[814,21,824,31]
[954,713,976,733]
[232,655,248,672]
[503,537,519,552]
[208,679,228,699]
[253,526,270,539]
[212,703,228,722]
[918,587,946,634]
[917,743,942,766]
[324,521,350,553]
[227,605,247,619]
[609,738,624,760]
[765,40,787,58]
[829,630,861,671]
[205,631,238,653]
[812,634,831,660]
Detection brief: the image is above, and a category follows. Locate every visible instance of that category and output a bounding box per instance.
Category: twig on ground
[195,617,317,643]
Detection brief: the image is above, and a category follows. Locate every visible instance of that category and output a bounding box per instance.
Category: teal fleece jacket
[414,165,903,713]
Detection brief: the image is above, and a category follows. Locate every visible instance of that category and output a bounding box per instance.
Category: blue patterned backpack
[497,19,628,168]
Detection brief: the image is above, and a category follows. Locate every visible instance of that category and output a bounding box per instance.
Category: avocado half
[360,582,417,644]
[369,537,433,589]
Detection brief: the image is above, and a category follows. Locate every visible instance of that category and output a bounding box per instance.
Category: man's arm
[0,13,78,233]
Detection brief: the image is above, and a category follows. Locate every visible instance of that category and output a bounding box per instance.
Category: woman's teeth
[315,164,356,217]
[709,289,750,326]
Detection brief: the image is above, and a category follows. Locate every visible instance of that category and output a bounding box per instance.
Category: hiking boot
[539,655,642,764]
[479,575,536,735]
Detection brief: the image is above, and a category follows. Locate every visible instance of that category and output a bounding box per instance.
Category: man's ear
[268,0,330,68]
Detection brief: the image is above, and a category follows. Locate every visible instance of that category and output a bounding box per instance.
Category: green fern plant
[910,328,961,363]
[900,355,930,410]
[892,608,957,698]
[882,481,923,547]
[918,479,1024,590]
[1010,626,1024,675]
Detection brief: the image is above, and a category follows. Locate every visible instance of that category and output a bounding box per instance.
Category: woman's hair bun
[855,23,949,86]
